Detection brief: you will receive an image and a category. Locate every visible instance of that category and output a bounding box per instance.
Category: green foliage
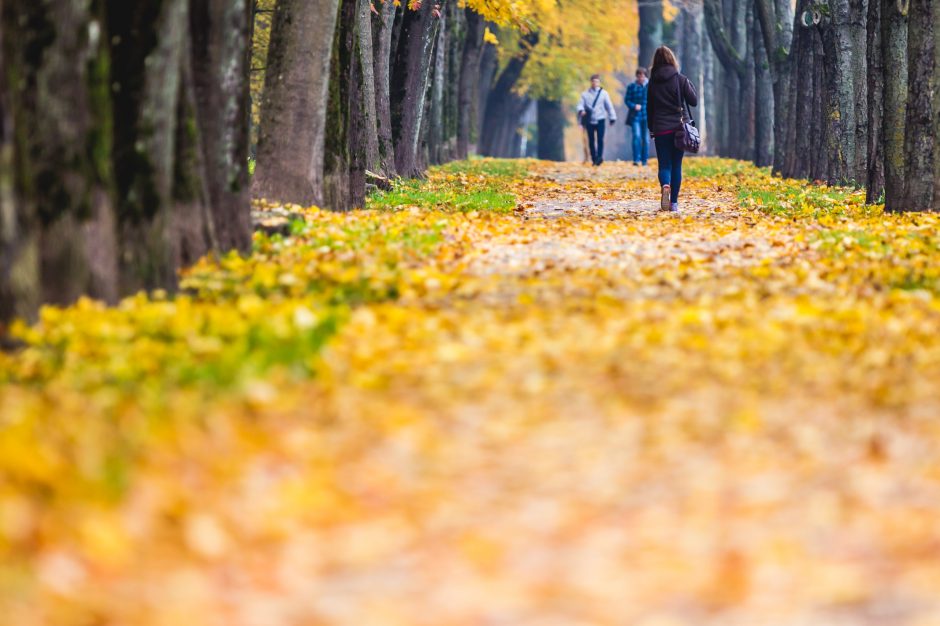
[368,158,529,214]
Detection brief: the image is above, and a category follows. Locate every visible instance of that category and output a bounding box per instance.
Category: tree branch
[702,0,747,78]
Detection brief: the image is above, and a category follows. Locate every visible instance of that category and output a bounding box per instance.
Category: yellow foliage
[2,158,940,624]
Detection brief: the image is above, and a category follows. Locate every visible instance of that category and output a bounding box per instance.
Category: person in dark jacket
[646,46,698,212]
[624,67,649,166]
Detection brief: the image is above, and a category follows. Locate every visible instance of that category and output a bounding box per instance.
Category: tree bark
[324,0,356,211]
[681,4,704,141]
[189,0,253,254]
[391,0,445,178]
[457,8,484,159]
[355,0,380,175]
[754,0,793,173]
[639,0,664,69]
[537,99,566,161]
[3,0,119,312]
[252,0,340,206]
[819,0,869,186]
[902,0,935,211]
[373,0,398,177]
[703,0,747,78]
[881,0,908,212]
[479,34,537,157]
[754,15,775,167]
[779,0,829,181]
[865,0,885,203]
[428,12,447,165]
[477,40,497,135]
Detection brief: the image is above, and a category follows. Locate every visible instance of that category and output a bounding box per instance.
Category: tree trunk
[819,0,868,186]
[457,8,484,159]
[865,0,884,203]
[174,34,218,267]
[428,12,447,165]
[355,0,380,175]
[881,0,908,212]
[252,0,340,206]
[902,0,935,211]
[537,99,566,161]
[324,0,355,211]
[639,0,664,68]
[681,4,704,141]
[373,0,398,177]
[477,41,497,134]
[754,13,774,166]
[702,25,716,153]
[703,0,748,157]
[390,0,445,178]
[479,35,536,157]
[754,0,793,173]
[189,0,253,254]
[737,0,755,161]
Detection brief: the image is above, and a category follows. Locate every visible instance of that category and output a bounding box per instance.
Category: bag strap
[591,88,604,109]
[675,74,695,126]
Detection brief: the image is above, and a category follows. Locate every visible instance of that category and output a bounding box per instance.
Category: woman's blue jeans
[654,134,684,204]
[631,119,649,165]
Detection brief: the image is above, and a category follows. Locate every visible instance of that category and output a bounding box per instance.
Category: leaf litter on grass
[2,158,940,625]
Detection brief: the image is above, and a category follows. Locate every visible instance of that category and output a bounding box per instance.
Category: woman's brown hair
[650,46,679,74]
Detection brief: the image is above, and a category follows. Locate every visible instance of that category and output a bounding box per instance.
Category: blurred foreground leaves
[2,158,940,625]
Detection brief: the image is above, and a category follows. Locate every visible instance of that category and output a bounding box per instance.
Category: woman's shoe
[660,185,671,211]
[670,202,679,213]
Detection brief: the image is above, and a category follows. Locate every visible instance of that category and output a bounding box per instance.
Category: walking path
[4,160,940,625]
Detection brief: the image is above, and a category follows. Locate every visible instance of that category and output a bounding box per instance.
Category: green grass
[737,181,871,218]
[435,157,531,180]
[684,158,763,178]
[367,157,529,214]
[368,182,516,213]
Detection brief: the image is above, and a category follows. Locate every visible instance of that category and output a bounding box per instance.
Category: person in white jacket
[577,74,617,166]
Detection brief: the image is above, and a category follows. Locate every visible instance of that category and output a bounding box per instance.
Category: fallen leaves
[1,158,940,625]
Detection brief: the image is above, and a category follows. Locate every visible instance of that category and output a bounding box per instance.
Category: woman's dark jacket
[646,65,698,136]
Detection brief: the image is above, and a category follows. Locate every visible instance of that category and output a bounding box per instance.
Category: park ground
[2,158,940,625]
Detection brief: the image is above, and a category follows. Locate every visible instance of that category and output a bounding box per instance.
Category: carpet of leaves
[2,158,940,625]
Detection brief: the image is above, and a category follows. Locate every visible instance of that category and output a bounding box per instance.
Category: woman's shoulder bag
[673,75,700,153]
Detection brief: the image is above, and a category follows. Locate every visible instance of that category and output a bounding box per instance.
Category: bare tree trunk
[780,0,829,181]
[174,34,218,267]
[373,0,398,177]
[189,0,253,254]
[457,8,484,159]
[881,0,908,212]
[738,0,755,162]
[324,0,355,211]
[702,25,716,153]
[428,13,447,165]
[704,0,748,158]
[639,0,664,68]
[477,41,497,136]
[902,0,935,211]
[391,0,445,177]
[681,4,704,137]
[479,35,536,157]
[252,0,340,206]
[355,0,380,175]
[537,99,566,161]
[754,0,794,173]
[819,0,868,186]
[754,14,774,166]
[865,0,885,203]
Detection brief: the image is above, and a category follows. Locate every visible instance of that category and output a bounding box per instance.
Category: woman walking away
[577,74,617,167]
[647,46,697,212]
